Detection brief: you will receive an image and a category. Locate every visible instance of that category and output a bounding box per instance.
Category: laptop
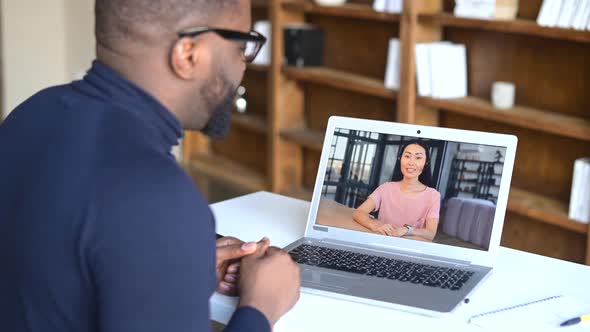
[284,116,517,315]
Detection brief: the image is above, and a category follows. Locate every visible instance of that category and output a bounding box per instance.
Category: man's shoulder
[99,156,198,202]
[7,84,75,117]
[7,82,124,128]
[94,159,211,228]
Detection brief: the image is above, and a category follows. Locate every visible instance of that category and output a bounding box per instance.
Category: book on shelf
[415,42,467,99]
[571,0,590,30]
[584,0,590,30]
[252,20,271,65]
[373,0,387,12]
[454,0,519,20]
[537,0,553,25]
[384,38,400,90]
[537,0,563,27]
[373,0,403,14]
[387,0,403,13]
[556,0,577,28]
[415,43,433,97]
[537,0,590,29]
[568,157,590,223]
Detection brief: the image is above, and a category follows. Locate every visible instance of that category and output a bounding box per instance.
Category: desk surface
[209,192,590,332]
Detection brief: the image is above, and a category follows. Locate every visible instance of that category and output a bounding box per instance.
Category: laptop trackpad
[302,269,359,290]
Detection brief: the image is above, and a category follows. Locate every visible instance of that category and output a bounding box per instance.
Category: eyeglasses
[177,27,267,63]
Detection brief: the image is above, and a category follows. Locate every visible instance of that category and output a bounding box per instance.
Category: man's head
[95,0,256,137]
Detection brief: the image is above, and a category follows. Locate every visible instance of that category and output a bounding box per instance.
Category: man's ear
[170,37,209,80]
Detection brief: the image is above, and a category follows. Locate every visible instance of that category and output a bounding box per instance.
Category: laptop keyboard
[289,244,474,291]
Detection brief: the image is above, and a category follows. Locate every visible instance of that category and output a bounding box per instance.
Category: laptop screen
[315,127,507,252]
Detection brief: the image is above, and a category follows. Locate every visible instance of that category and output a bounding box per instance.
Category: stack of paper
[384,38,400,90]
[568,158,590,223]
[454,0,519,20]
[373,0,403,14]
[537,0,590,30]
[415,42,468,99]
[252,20,271,65]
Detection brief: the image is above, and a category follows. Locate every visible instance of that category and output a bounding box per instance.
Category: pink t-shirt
[369,182,441,229]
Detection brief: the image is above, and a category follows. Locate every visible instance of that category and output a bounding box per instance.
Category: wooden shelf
[417,96,590,142]
[508,187,588,235]
[252,0,268,9]
[247,63,269,73]
[284,66,397,101]
[281,187,313,201]
[186,154,267,192]
[281,127,324,152]
[419,13,590,44]
[282,1,400,22]
[232,112,267,134]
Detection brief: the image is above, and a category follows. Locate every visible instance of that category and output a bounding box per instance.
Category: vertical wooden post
[398,0,442,126]
[181,131,211,197]
[268,0,306,194]
[397,0,418,124]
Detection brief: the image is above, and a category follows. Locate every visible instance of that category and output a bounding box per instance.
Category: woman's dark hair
[391,140,433,187]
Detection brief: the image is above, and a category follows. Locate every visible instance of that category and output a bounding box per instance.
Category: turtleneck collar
[78,60,183,148]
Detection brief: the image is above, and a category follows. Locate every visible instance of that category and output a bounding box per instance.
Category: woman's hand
[372,222,394,236]
[371,222,408,237]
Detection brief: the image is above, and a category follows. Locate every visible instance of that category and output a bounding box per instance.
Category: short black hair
[95,0,238,49]
[391,140,434,187]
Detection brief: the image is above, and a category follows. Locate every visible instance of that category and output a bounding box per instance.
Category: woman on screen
[352,140,441,241]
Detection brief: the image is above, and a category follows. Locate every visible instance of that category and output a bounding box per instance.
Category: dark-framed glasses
[177,27,267,63]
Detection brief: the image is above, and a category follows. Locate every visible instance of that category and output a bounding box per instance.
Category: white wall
[1,0,95,118]
[64,0,95,80]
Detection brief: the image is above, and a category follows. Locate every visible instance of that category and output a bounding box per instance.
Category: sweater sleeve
[224,306,271,332]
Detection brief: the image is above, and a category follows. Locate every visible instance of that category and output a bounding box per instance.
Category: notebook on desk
[284,116,518,315]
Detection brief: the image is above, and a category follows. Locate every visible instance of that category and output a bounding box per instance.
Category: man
[0,1,300,331]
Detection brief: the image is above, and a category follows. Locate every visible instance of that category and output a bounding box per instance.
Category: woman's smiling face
[400,144,427,180]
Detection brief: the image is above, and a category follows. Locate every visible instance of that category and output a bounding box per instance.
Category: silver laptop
[284,116,517,315]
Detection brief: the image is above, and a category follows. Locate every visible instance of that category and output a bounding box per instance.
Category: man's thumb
[218,242,257,261]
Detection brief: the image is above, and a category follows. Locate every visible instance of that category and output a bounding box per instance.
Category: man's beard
[201,75,237,139]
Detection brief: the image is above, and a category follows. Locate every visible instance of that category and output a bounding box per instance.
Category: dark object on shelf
[284,24,325,67]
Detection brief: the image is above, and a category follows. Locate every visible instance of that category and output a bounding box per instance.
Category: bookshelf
[280,127,324,152]
[419,12,590,43]
[184,153,267,192]
[282,0,401,22]
[181,0,590,265]
[417,96,590,142]
[231,112,268,134]
[283,67,398,100]
[423,0,590,264]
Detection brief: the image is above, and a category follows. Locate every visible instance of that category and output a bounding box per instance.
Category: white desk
[209,192,590,331]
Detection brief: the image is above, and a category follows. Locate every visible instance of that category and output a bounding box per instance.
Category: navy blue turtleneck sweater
[0,61,269,332]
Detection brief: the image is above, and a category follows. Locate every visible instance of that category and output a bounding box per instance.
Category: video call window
[317,128,507,252]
